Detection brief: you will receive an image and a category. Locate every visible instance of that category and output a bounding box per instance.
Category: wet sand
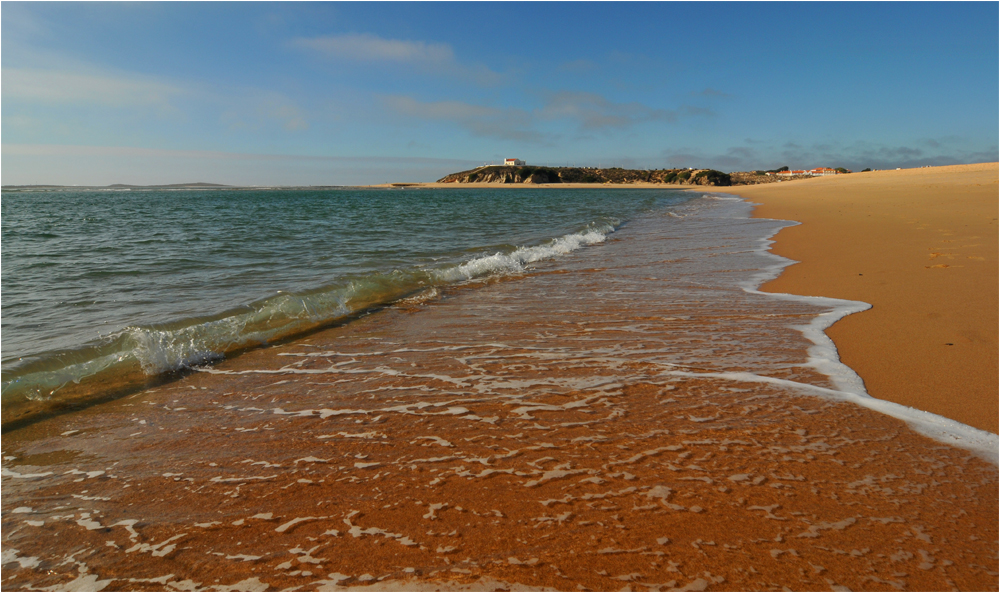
[725,163,999,433]
[2,195,996,591]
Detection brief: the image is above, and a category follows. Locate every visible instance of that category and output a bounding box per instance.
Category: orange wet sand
[2,289,996,591]
[3,350,996,592]
[725,163,999,434]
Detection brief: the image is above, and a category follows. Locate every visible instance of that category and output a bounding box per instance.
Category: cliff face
[437,166,732,186]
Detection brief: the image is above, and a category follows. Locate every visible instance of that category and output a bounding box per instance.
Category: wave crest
[1,222,618,420]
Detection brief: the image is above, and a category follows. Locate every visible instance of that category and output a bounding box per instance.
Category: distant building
[504,158,525,166]
[773,167,847,177]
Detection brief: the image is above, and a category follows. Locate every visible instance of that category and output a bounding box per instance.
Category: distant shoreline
[2,182,230,190]
[368,181,701,189]
[3,164,983,191]
[0,183,351,192]
[2,182,715,191]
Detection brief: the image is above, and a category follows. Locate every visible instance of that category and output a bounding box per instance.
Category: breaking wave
[1,221,618,420]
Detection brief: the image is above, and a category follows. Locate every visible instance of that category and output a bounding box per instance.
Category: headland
[372,165,738,188]
[373,165,839,189]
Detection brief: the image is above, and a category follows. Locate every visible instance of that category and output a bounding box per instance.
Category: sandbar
[725,163,998,433]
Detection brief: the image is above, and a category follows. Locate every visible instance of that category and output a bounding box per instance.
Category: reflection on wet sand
[3,198,996,591]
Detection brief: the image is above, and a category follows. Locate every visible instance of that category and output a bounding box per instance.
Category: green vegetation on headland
[437,166,734,186]
[439,164,860,187]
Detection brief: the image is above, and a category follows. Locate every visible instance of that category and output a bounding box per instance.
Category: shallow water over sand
[2,187,680,423]
[2,196,996,591]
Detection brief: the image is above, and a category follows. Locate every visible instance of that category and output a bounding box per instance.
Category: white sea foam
[711,193,999,465]
[432,225,614,284]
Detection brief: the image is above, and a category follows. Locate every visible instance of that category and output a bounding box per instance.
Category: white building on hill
[504,158,525,166]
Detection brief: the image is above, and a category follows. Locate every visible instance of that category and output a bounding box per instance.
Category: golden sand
[725,163,999,433]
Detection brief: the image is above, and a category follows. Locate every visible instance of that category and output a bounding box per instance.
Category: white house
[504,158,525,166]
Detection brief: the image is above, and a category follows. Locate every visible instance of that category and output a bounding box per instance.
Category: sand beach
[5,1,996,589]
[727,163,999,433]
[1,170,996,591]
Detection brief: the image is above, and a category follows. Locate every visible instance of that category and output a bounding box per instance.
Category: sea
[2,186,991,453]
[2,187,680,422]
[2,186,996,591]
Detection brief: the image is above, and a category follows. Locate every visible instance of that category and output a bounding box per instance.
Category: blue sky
[3,2,997,185]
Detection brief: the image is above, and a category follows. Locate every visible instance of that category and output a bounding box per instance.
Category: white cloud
[3,66,311,135]
[0,3,55,48]
[694,88,733,98]
[220,95,309,132]
[292,33,454,65]
[384,96,502,120]
[381,95,543,143]
[2,68,183,109]
[540,91,712,130]
[382,90,712,144]
[292,33,504,86]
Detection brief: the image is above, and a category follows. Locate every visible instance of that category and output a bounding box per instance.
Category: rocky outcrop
[437,166,733,186]
[728,172,813,185]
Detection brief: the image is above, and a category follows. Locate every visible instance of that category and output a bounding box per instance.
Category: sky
[2,2,997,186]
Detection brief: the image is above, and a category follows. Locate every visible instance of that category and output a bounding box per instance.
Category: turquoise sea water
[1,187,690,410]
